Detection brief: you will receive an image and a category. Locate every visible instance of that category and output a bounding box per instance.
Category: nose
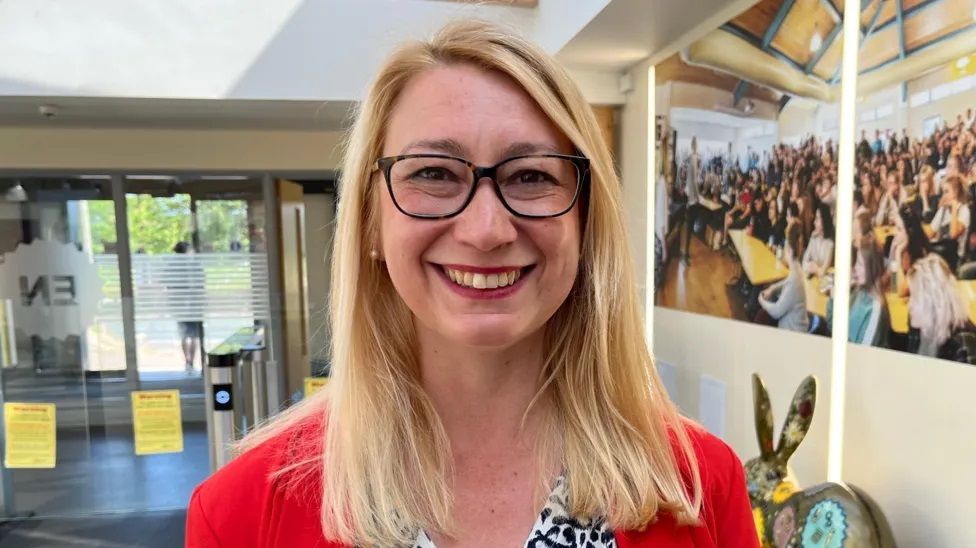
[452,178,517,251]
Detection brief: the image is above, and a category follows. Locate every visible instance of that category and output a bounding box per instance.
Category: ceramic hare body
[743,374,891,548]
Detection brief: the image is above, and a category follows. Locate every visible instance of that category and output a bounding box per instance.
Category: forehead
[382,63,570,159]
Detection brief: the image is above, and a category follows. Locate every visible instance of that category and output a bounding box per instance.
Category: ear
[752,374,775,458]
[775,375,817,462]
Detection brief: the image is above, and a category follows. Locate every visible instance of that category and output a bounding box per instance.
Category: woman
[859,170,880,218]
[908,255,970,358]
[852,208,873,248]
[917,165,940,223]
[803,204,835,277]
[185,21,756,548]
[829,240,888,346]
[928,173,971,269]
[888,205,932,298]
[722,183,754,246]
[875,171,904,226]
[748,195,771,243]
[758,222,809,332]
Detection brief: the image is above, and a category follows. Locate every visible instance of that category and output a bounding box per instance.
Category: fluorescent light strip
[646,64,656,346]
[826,0,861,483]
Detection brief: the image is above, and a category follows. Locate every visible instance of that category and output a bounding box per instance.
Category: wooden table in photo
[804,275,830,318]
[729,230,789,286]
[886,280,976,334]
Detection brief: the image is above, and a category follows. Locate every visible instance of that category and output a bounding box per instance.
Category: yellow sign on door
[304,377,329,398]
[131,390,184,455]
[4,402,56,468]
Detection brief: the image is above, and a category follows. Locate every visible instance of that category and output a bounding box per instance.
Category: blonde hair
[908,254,967,347]
[239,19,701,546]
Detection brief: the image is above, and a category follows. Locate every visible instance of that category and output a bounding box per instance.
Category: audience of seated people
[670,109,976,360]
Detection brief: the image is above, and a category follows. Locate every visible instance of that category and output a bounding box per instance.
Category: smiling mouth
[440,266,533,289]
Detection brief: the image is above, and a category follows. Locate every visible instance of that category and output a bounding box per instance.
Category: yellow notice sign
[131,390,184,456]
[304,377,328,398]
[4,402,56,469]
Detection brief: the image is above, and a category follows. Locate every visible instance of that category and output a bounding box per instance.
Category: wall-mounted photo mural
[851,0,976,363]
[654,0,842,339]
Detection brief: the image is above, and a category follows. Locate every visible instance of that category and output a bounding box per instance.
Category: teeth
[443,267,524,290]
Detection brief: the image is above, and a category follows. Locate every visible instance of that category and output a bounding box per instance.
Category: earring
[369,249,380,260]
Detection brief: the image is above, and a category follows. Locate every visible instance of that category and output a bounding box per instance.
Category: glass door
[0,174,272,519]
[0,176,127,516]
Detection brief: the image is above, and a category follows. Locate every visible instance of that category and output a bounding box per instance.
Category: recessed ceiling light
[809,22,823,53]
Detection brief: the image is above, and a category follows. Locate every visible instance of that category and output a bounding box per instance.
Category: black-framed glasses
[375,153,589,219]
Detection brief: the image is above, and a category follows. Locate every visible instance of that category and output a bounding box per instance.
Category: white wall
[619,59,651,307]
[653,309,832,484]
[778,100,817,142]
[844,345,976,547]
[568,69,626,105]
[0,126,345,171]
[906,90,976,137]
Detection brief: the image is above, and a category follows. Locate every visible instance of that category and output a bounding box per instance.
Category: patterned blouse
[413,475,617,548]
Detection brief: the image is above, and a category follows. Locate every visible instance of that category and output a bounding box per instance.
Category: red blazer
[186,419,759,547]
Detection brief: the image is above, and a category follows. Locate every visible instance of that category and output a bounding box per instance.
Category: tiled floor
[0,509,186,547]
[9,426,209,516]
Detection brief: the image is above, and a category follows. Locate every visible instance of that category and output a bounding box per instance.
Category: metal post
[250,346,268,425]
[240,344,267,432]
[206,351,238,471]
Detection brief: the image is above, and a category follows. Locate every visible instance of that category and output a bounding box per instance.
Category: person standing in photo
[680,137,703,265]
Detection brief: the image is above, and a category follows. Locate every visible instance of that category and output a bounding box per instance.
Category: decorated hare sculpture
[744,374,890,548]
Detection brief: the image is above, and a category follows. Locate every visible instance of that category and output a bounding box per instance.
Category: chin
[445,320,531,350]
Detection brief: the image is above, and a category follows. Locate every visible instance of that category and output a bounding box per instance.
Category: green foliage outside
[86,196,249,254]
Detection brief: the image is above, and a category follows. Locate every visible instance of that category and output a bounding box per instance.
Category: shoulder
[186,415,328,547]
[679,422,748,510]
[618,422,757,547]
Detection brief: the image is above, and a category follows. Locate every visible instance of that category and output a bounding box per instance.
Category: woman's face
[378,64,581,349]
[887,173,899,193]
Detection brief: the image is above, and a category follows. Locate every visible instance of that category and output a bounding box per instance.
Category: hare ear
[752,374,775,458]
[775,375,817,462]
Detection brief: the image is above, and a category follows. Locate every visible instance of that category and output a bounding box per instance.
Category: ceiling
[556,0,758,70]
[655,54,781,103]
[725,0,976,83]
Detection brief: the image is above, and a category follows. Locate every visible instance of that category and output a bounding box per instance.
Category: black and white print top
[413,474,617,548]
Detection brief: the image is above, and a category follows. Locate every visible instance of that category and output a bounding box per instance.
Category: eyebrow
[399,139,563,160]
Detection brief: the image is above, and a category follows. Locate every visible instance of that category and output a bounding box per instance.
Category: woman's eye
[414,167,451,180]
[513,170,552,184]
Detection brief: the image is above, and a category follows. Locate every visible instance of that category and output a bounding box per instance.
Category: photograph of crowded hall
[655,0,976,364]
[4,0,976,547]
